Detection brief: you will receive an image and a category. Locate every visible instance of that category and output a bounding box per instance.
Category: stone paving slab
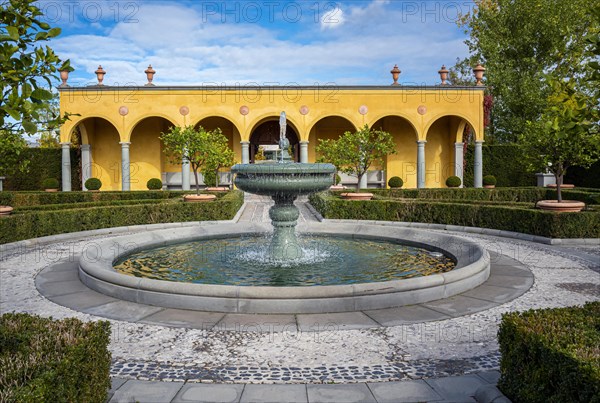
[306,383,376,403]
[367,380,443,402]
[35,278,89,297]
[296,311,381,331]
[49,289,117,310]
[461,284,523,303]
[84,300,164,321]
[109,380,183,403]
[425,374,488,400]
[363,305,452,326]
[240,384,307,403]
[172,383,245,403]
[421,295,499,318]
[483,274,534,289]
[141,308,225,330]
[216,313,297,332]
[476,370,501,384]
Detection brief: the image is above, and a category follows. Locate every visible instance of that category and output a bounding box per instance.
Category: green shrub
[498,302,599,403]
[146,178,163,190]
[309,192,600,238]
[203,169,217,187]
[445,176,462,188]
[41,178,59,190]
[0,313,111,403]
[388,176,403,188]
[85,178,102,191]
[464,144,535,187]
[0,191,244,244]
[483,175,497,186]
[335,174,342,185]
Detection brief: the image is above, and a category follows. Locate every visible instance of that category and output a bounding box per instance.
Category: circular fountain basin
[231,162,336,196]
[78,223,490,314]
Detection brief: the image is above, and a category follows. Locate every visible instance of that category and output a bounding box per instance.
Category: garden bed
[0,191,243,244]
[310,191,600,239]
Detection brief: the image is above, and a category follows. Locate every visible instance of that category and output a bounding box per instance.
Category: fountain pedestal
[269,194,302,260]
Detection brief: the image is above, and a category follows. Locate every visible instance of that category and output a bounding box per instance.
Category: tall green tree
[1,0,72,134]
[161,125,233,195]
[317,125,396,190]
[458,0,598,142]
[203,136,235,188]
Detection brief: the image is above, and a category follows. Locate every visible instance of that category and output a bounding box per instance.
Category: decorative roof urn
[390,64,401,86]
[438,65,449,85]
[473,64,486,86]
[95,65,106,86]
[59,70,70,87]
[144,65,156,86]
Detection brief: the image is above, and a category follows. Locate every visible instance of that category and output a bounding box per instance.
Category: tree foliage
[0,129,28,177]
[160,125,234,194]
[316,125,396,189]
[458,0,599,142]
[1,0,72,134]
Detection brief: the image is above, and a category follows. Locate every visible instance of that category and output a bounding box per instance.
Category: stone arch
[370,115,420,189]
[195,116,242,164]
[424,115,475,188]
[129,116,176,191]
[249,116,301,162]
[307,115,357,163]
[424,113,478,142]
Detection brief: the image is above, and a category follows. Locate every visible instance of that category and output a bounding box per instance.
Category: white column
[454,142,464,188]
[182,155,191,191]
[299,141,309,163]
[474,140,484,188]
[241,141,250,164]
[120,142,131,191]
[81,144,91,191]
[0,176,4,192]
[417,140,426,189]
[61,142,72,192]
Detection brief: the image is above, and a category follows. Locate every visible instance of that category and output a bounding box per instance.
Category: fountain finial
[278,111,291,163]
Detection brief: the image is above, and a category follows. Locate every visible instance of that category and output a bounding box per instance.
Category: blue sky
[38,0,475,86]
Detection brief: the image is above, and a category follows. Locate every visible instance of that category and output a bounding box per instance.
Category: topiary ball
[483,175,497,186]
[146,178,163,190]
[85,177,102,191]
[446,176,462,188]
[42,178,59,189]
[388,176,403,188]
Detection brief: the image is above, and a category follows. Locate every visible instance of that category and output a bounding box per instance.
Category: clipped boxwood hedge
[498,302,599,402]
[309,192,600,239]
[0,191,244,244]
[0,313,111,403]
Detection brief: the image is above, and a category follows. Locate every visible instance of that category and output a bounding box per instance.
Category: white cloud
[320,6,345,30]
[55,1,470,86]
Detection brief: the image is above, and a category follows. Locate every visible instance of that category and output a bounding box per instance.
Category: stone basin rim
[78,223,490,313]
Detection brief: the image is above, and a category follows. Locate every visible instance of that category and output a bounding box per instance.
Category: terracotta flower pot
[44,189,59,192]
[340,192,374,201]
[205,187,229,192]
[184,194,217,202]
[483,185,495,189]
[536,200,585,212]
[0,206,14,216]
[546,184,575,189]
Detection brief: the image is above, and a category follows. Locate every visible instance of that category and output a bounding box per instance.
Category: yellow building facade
[58,83,486,191]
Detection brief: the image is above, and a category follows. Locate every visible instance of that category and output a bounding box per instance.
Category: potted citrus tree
[161,125,231,202]
[317,125,396,200]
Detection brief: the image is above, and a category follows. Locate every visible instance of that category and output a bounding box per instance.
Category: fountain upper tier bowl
[231,162,336,196]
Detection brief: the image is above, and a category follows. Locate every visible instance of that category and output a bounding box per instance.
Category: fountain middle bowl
[78,222,490,314]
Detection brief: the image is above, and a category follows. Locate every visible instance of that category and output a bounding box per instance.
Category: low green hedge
[364,187,599,204]
[0,191,244,244]
[309,192,600,238]
[498,302,599,402]
[0,190,192,208]
[0,313,111,403]
[13,198,178,213]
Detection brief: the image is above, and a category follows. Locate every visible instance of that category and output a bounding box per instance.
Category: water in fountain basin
[113,235,456,287]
